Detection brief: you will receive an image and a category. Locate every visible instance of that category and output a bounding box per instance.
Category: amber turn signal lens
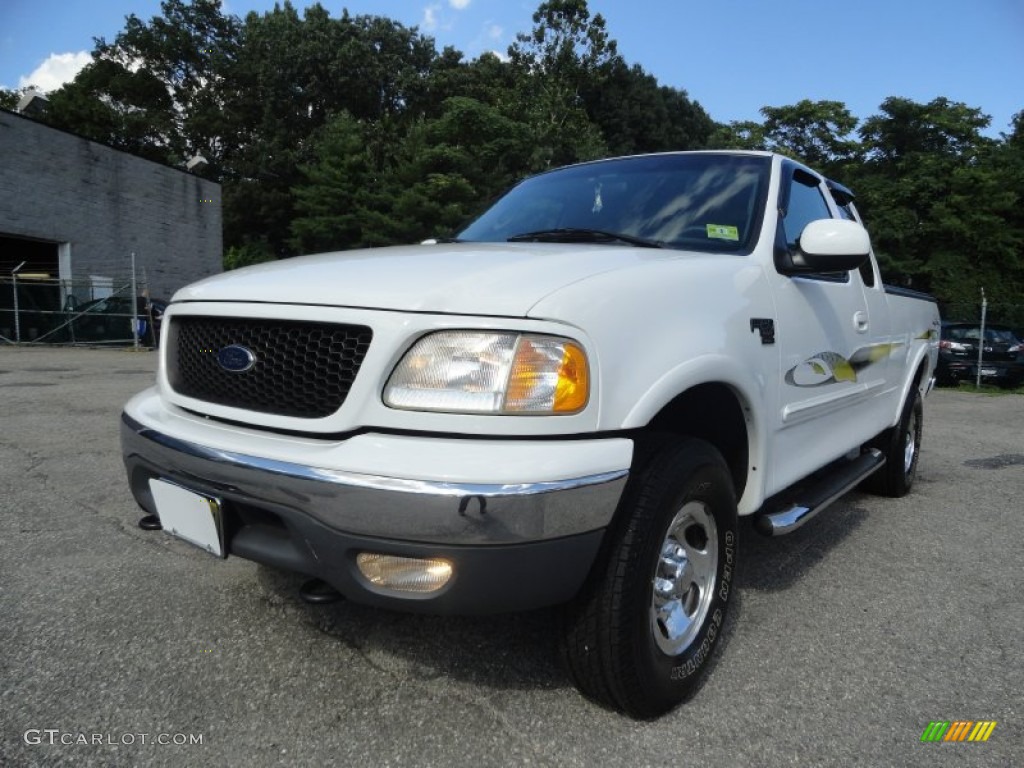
[503,337,589,413]
[554,342,588,412]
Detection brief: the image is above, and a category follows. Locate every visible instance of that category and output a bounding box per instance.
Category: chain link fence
[3,269,1017,350]
[0,263,160,348]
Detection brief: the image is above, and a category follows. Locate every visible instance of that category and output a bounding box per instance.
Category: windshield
[457,153,771,252]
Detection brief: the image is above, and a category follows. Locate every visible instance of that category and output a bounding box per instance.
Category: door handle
[853,311,869,333]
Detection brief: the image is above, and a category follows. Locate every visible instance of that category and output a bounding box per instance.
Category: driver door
[768,165,883,494]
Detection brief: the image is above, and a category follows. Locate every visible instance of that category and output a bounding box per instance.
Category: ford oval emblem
[217,344,256,373]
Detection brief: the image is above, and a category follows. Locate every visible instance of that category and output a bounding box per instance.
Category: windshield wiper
[507,228,665,249]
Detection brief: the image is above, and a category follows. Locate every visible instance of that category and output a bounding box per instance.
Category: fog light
[356,552,453,594]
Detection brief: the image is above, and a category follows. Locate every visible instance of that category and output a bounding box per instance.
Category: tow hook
[299,578,343,605]
[138,514,162,531]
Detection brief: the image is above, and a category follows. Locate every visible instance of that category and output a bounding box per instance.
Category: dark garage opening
[0,234,62,341]
[0,234,59,276]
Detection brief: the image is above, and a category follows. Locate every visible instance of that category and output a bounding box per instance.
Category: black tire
[864,387,923,497]
[560,437,737,718]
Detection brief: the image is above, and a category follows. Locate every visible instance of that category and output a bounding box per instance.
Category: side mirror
[777,219,871,275]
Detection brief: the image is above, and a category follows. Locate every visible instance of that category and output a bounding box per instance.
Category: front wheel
[560,438,737,718]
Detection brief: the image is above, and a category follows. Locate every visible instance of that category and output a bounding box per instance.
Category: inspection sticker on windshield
[707,224,739,241]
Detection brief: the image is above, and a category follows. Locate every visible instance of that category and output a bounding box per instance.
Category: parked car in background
[937,322,1024,388]
[66,295,167,346]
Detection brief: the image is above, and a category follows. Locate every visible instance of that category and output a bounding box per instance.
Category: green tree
[859,96,991,162]
[1,88,25,110]
[582,60,714,155]
[708,120,766,151]
[44,59,176,163]
[1004,110,1024,150]
[508,0,613,168]
[221,3,439,255]
[290,97,534,252]
[223,239,276,270]
[45,0,240,167]
[760,99,859,173]
[422,50,523,118]
[384,96,534,240]
[710,100,860,169]
[288,113,383,253]
[851,97,1022,307]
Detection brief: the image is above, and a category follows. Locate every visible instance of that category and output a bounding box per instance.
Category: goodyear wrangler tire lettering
[720,531,735,600]
[560,438,738,719]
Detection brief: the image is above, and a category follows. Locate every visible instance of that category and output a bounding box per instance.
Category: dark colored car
[65,295,168,346]
[936,322,1024,387]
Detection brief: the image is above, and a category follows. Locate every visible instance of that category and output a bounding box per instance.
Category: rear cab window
[827,181,876,287]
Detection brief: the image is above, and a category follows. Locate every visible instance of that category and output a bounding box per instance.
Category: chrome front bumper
[121,413,628,546]
[120,411,630,613]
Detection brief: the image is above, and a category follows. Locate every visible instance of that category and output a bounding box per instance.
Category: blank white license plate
[148,479,225,557]
[981,368,998,376]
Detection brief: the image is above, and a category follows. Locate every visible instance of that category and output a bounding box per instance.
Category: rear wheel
[864,387,923,497]
[561,438,737,718]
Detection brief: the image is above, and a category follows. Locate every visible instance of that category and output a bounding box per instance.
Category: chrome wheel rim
[904,408,918,475]
[650,501,719,656]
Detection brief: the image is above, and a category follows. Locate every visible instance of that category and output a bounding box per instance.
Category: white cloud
[449,0,471,9]
[18,51,91,92]
[487,24,503,39]
[486,50,510,63]
[421,4,441,31]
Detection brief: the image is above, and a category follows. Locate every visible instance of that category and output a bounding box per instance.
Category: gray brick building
[0,108,221,304]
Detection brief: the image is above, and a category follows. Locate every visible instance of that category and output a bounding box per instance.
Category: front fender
[622,355,769,515]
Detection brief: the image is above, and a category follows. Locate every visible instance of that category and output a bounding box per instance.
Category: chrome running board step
[754,448,886,537]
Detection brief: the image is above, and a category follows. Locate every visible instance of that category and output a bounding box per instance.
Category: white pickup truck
[121,151,940,717]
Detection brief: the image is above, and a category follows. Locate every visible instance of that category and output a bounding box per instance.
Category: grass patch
[953,381,1024,396]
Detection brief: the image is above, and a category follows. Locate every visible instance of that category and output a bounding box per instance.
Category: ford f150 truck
[121,151,940,717]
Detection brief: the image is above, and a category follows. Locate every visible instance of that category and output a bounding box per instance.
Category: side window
[852,206,877,287]
[782,172,831,251]
[837,199,877,287]
[857,253,876,287]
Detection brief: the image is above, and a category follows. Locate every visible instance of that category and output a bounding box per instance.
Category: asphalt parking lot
[1,345,1021,767]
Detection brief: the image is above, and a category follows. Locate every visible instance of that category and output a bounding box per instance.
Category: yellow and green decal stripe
[921,720,997,742]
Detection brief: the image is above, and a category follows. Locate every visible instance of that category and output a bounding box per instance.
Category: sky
[0,0,1022,136]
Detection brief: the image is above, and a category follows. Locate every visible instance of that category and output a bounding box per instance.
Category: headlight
[384,331,589,414]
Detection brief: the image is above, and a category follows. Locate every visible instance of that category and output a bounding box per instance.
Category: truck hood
[173,242,670,317]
